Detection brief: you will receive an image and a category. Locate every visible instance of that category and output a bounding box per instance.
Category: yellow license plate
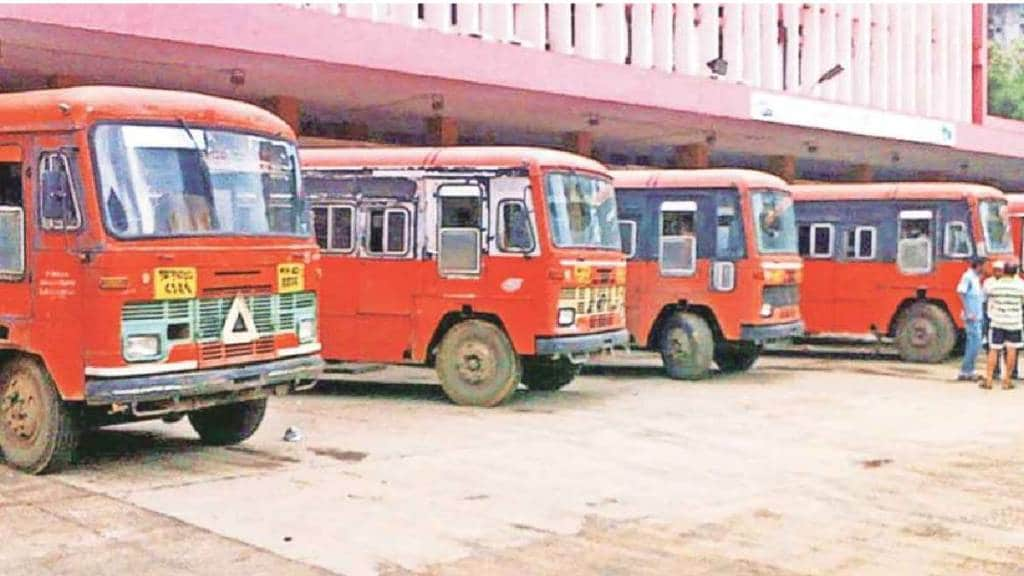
[154,267,197,300]
[278,263,304,293]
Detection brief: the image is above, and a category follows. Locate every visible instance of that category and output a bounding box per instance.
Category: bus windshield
[980,199,1012,254]
[544,172,621,250]
[751,189,798,254]
[92,124,308,238]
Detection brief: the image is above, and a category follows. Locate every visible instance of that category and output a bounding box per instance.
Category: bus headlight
[557,308,576,327]
[124,334,160,361]
[760,303,774,318]
[298,318,316,342]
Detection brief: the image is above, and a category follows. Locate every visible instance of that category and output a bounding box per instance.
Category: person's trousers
[961,320,983,376]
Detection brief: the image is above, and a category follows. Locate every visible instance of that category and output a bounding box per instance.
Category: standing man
[983,261,1024,390]
[957,257,986,381]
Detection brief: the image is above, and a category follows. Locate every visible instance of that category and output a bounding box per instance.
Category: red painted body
[301,147,627,366]
[612,170,803,348]
[1008,194,1024,262]
[0,87,321,402]
[792,183,1011,339]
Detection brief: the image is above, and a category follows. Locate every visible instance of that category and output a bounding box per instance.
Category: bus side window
[0,153,24,276]
[659,202,697,276]
[715,194,745,260]
[312,205,355,253]
[805,223,833,258]
[39,152,81,231]
[618,220,636,259]
[497,199,535,253]
[366,207,409,256]
[798,224,811,256]
[845,226,876,260]
[897,211,933,273]
[438,186,482,275]
[944,221,971,258]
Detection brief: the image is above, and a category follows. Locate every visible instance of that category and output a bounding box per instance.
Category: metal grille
[121,300,191,322]
[763,285,800,308]
[200,336,276,362]
[196,295,275,340]
[123,292,315,341]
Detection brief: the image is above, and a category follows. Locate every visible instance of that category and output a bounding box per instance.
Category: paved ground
[3,352,1024,576]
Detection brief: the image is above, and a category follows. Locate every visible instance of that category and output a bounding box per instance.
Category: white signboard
[750,91,956,147]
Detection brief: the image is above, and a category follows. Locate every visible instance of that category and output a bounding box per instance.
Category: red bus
[0,87,323,473]
[792,183,1013,362]
[1007,194,1024,259]
[612,169,803,379]
[302,147,628,406]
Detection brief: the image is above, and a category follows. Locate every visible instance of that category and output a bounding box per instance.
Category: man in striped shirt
[983,261,1024,390]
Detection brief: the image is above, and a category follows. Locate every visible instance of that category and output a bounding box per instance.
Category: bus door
[797,218,838,331]
[0,143,30,332]
[432,181,486,283]
[896,209,935,276]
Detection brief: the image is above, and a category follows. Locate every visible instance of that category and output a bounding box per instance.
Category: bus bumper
[84,355,325,406]
[740,321,805,343]
[535,329,630,356]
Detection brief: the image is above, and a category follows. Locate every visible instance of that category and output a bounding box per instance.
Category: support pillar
[670,144,710,169]
[425,116,459,146]
[765,155,797,182]
[562,131,594,157]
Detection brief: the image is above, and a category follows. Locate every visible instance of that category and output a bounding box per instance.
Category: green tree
[989,39,1024,120]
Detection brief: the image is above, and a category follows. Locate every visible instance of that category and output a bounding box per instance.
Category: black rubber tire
[435,319,520,407]
[659,312,714,380]
[0,357,79,474]
[188,398,267,446]
[714,341,762,373]
[893,302,957,363]
[521,356,582,391]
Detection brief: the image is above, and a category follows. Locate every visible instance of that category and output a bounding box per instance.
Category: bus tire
[188,398,267,446]
[521,356,581,391]
[0,357,79,474]
[436,320,520,407]
[659,312,714,380]
[714,341,762,373]
[894,302,957,363]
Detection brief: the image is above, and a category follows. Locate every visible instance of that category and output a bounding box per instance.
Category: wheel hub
[667,327,694,361]
[456,342,496,385]
[2,375,41,445]
[909,318,936,347]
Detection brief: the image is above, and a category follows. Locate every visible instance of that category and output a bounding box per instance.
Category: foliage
[989,39,1024,120]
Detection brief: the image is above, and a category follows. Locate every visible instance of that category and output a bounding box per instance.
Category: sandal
[980,382,993,390]
[1003,383,1016,390]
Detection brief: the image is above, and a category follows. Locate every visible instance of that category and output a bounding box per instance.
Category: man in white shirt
[983,261,1024,390]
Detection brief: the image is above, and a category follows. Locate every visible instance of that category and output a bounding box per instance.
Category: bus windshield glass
[980,199,1012,254]
[751,188,798,254]
[545,172,621,250]
[92,124,307,238]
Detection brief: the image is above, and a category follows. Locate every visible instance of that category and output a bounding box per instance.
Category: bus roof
[610,168,788,191]
[0,86,295,139]
[791,182,1005,202]
[300,146,608,174]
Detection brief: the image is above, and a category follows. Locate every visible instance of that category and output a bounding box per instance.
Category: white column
[653,3,674,73]
[802,4,822,96]
[936,4,950,120]
[820,4,837,100]
[888,5,902,112]
[481,2,514,42]
[961,3,973,122]
[575,4,599,59]
[514,3,546,49]
[783,4,800,91]
[548,3,573,55]
[854,3,871,106]
[722,3,743,81]
[696,3,720,77]
[760,4,781,90]
[743,3,762,86]
[949,4,962,121]
[388,3,419,27]
[902,4,917,114]
[342,3,382,21]
[632,2,654,68]
[675,2,698,75]
[423,3,451,32]
[836,4,853,103]
[870,5,889,109]
[916,4,932,116]
[600,2,628,64]
[457,3,480,36]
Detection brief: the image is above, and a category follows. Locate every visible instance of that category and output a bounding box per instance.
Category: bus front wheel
[659,312,714,380]
[188,398,267,446]
[521,356,581,391]
[714,341,762,373]
[894,302,956,363]
[0,357,79,474]
[436,320,520,406]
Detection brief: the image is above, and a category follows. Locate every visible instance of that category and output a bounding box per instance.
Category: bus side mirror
[40,169,70,221]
